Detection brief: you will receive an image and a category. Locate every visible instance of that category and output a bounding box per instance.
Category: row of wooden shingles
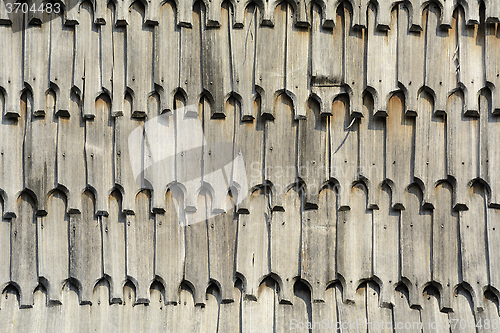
[0,279,499,333]
[0,174,498,316]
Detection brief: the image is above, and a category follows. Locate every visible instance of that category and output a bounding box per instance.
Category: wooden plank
[241,278,277,333]
[218,284,242,332]
[144,283,166,332]
[358,93,385,208]
[448,288,477,333]
[311,285,338,332]
[310,4,341,86]
[297,99,329,206]
[270,188,301,303]
[114,94,144,213]
[233,99,264,211]
[0,20,23,117]
[200,285,220,333]
[255,2,286,118]
[48,13,74,116]
[424,3,457,114]
[11,193,38,307]
[110,4,126,116]
[275,282,310,333]
[236,189,270,299]
[366,281,393,332]
[231,3,258,119]
[459,183,488,310]
[57,93,86,213]
[102,191,127,303]
[0,287,20,331]
[372,185,399,306]
[398,4,425,115]
[23,18,50,115]
[69,190,102,304]
[457,6,485,115]
[366,4,397,116]
[476,290,500,333]
[75,2,100,119]
[264,93,298,208]
[414,91,446,207]
[343,3,365,116]
[155,188,185,303]
[385,92,414,208]
[0,196,9,289]
[38,191,69,303]
[286,4,309,119]
[140,93,175,212]
[23,90,57,214]
[432,181,459,311]
[201,2,232,117]
[179,2,203,107]
[127,2,154,117]
[100,3,113,106]
[90,280,112,332]
[154,1,180,113]
[301,186,337,302]
[202,96,235,212]
[60,283,90,332]
[126,190,155,304]
[171,95,202,211]
[486,206,500,293]
[0,84,25,216]
[207,195,237,302]
[447,90,479,209]
[335,283,367,333]
[330,94,358,209]
[337,184,372,303]
[393,286,422,333]
[479,90,500,206]
[165,286,200,332]
[184,190,210,306]
[420,287,449,333]
[485,21,500,113]
[85,94,114,215]
[401,185,431,308]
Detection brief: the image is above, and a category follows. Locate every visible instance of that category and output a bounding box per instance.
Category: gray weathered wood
[184,191,210,305]
[358,93,384,208]
[126,190,154,304]
[69,190,102,304]
[433,181,459,311]
[38,191,69,303]
[155,188,185,303]
[11,193,38,307]
[236,189,270,299]
[414,91,446,207]
[385,92,414,208]
[264,93,297,208]
[127,2,154,117]
[372,185,399,306]
[270,188,301,303]
[447,90,479,209]
[298,99,329,206]
[57,93,86,213]
[154,1,180,114]
[401,185,431,307]
[330,94,358,209]
[366,4,397,116]
[337,184,372,303]
[85,94,113,215]
[301,187,337,302]
[459,183,488,310]
[102,191,126,302]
